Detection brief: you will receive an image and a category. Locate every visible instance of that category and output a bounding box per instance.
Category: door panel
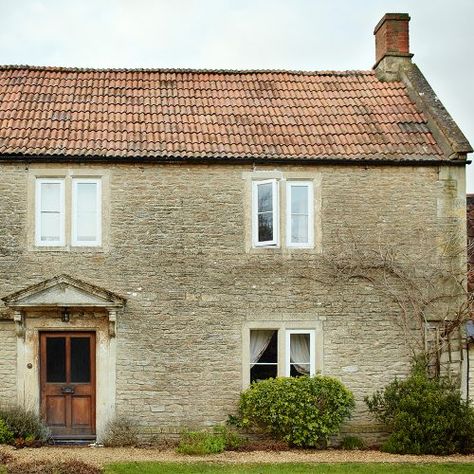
[46,397,66,426]
[72,397,91,426]
[40,332,96,438]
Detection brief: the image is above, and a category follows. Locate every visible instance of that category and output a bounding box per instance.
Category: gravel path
[2,446,474,467]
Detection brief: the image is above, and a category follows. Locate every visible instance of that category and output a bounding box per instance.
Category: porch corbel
[107,308,117,337]
[13,310,25,339]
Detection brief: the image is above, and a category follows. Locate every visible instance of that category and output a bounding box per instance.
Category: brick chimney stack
[373,13,413,81]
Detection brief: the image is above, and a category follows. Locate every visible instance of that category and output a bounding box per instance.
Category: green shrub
[102,417,139,447]
[177,430,226,455]
[340,435,365,450]
[213,425,245,451]
[0,406,49,442]
[365,368,474,455]
[238,375,355,448]
[0,420,13,445]
[177,426,245,455]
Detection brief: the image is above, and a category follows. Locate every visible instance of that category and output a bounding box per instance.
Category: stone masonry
[0,160,466,441]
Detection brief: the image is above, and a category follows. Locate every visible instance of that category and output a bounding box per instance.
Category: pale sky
[1,0,473,190]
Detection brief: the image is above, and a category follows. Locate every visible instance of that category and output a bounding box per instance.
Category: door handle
[61,386,75,394]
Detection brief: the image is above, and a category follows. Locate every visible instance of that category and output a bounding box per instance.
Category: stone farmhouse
[0,13,472,442]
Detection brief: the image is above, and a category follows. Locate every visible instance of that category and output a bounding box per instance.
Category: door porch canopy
[2,274,126,337]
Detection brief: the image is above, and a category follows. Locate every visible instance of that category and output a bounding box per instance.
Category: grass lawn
[104,463,474,474]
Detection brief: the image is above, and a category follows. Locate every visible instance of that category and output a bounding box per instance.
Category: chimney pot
[374,13,412,66]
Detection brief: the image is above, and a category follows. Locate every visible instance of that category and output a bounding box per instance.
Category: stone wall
[0,161,466,439]
[0,322,17,404]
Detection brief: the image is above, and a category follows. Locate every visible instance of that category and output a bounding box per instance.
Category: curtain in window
[290,333,310,375]
[250,330,274,367]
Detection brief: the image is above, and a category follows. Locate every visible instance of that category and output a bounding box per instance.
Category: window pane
[258,212,273,242]
[75,182,98,242]
[250,330,278,383]
[290,363,310,377]
[291,186,308,214]
[77,183,97,212]
[291,215,308,243]
[251,364,277,383]
[41,212,60,241]
[76,212,97,241]
[290,333,311,377]
[71,337,91,383]
[41,183,60,212]
[251,330,278,363]
[46,337,66,383]
[290,333,310,363]
[257,183,273,213]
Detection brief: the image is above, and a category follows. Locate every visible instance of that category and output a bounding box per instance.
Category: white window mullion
[35,178,65,246]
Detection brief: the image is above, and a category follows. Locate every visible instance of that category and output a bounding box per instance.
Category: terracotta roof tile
[0,65,444,161]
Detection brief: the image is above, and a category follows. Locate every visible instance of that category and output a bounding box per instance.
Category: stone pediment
[2,274,126,309]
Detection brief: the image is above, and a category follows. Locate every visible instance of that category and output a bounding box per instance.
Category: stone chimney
[373,13,413,81]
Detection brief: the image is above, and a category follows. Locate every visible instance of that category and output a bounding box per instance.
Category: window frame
[252,179,279,247]
[285,329,316,377]
[286,181,314,248]
[71,178,102,247]
[35,178,66,247]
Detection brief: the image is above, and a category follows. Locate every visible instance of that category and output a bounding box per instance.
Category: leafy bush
[102,417,139,447]
[238,376,355,448]
[213,425,245,451]
[0,420,13,445]
[365,368,474,455]
[340,435,366,450]
[0,406,49,443]
[177,426,245,455]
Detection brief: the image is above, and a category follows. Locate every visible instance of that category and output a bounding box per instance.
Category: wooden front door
[40,332,96,438]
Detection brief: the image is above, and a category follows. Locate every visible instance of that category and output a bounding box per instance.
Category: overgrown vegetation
[238,376,355,448]
[0,406,49,446]
[286,228,474,377]
[177,426,245,455]
[365,364,474,455]
[0,421,13,446]
[340,436,366,451]
[102,417,139,447]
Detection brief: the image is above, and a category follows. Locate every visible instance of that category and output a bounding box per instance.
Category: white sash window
[34,176,102,248]
[35,179,65,246]
[252,179,279,247]
[286,330,315,377]
[286,181,314,248]
[72,179,102,246]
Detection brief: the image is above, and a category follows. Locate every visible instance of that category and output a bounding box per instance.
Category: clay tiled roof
[0,66,444,161]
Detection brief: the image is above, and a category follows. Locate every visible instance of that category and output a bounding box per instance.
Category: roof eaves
[0,152,462,166]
